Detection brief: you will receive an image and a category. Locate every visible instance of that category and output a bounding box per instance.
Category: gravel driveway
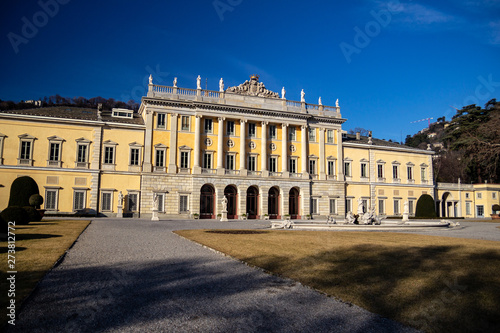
[7,219,423,333]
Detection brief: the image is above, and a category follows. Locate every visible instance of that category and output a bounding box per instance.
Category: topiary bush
[23,206,42,222]
[29,194,44,208]
[0,213,7,234]
[415,194,437,218]
[0,206,30,225]
[8,176,40,207]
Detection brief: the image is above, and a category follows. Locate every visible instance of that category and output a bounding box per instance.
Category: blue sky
[1,0,499,141]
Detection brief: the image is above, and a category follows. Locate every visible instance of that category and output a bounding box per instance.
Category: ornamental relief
[225,75,280,99]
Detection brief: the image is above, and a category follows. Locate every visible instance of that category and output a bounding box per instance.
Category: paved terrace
[8,219,500,332]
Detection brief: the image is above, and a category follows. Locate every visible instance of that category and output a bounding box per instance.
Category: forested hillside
[0,95,139,111]
[405,99,500,183]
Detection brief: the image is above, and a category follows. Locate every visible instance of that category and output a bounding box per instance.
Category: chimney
[356,132,360,140]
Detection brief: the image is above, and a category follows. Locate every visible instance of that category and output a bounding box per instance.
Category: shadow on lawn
[16,233,62,241]
[254,244,500,333]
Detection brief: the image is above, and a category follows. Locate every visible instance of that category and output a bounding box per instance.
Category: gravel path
[8,219,421,333]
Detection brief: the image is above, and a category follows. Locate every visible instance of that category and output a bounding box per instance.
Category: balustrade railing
[201,168,216,174]
[248,171,262,176]
[225,169,240,175]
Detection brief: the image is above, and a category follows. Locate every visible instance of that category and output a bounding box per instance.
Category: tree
[348,127,370,136]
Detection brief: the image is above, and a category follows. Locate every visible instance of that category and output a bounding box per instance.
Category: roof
[0,106,144,126]
[343,134,430,151]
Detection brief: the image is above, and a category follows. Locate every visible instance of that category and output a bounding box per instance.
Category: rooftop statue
[226,75,280,98]
[281,87,286,99]
[173,77,177,87]
[301,89,305,102]
[197,75,201,90]
[219,78,224,92]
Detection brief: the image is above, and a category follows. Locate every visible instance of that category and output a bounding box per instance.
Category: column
[193,115,202,174]
[143,109,153,173]
[167,113,178,174]
[239,119,247,176]
[319,128,326,180]
[301,125,308,176]
[261,121,268,177]
[217,117,225,175]
[281,123,289,177]
[337,129,344,180]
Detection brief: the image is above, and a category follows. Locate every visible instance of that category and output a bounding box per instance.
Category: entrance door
[289,188,300,219]
[247,186,259,219]
[224,185,238,219]
[200,184,215,219]
[268,187,280,219]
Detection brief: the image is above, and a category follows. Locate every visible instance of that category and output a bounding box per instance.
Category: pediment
[47,135,65,142]
[226,75,280,99]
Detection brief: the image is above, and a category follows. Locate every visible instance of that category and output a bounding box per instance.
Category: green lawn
[1,219,90,328]
[176,229,500,333]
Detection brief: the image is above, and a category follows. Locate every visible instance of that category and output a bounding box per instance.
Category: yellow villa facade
[1,75,498,219]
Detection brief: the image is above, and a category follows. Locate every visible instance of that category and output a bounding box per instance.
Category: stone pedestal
[402,212,409,223]
[117,205,123,218]
[151,208,159,221]
[220,210,228,222]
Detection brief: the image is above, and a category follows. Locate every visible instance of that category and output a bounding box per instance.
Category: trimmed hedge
[415,194,437,218]
[29,194,44,209]
[0,206,30,225]
[23,206,42,222]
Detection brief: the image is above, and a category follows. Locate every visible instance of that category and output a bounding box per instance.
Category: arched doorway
[441,192,455,217]
[289,187,300,219]
[246,186,259,219]
[224,185,238,219]
[268,187,280,219]
[200,184,215,219]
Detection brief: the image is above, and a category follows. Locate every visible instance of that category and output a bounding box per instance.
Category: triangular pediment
[226,75,280,99]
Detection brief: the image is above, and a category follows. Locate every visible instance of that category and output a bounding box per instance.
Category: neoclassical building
[1,75,498,219]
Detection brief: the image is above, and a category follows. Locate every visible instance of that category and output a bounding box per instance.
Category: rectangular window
[269,156,277,172]
[344,162,351,177]
[227,121,235,136]
[362,199,368,213]
[180,195,189,213]
[421,167,426,181]
[248,123,256,137]
[128,193,138,212]
[203,153,212,169]
[409,200,414,215]
[269,125,277,139]
[204,118,213,134]
[328,161,335,176]
[361,163,367,178]
[289,158,297,174]
[73,191,85,211]
[465,202,471,215]
[493,192,497,199]
[308,128,316,142]
[248,155,256,171]
[130,148,140,166]
[311,198,318,214]
[394,200,400,215]
[289,127,296,141]
[155,149,165,167]
[45,189,58,210]
[378,164,384,178]
[101,192,112,211]
[407,166,413,180]
[49,142,60,161]
[309,159,316,175]
[104,146,114,164]
[226,154,234,170]
[180,151,189,169]
[378,199,385,214]
[393,165,398,179]
[477,205,484,217]
[345,199,352,213]
[181,116,190,131]
[477,192,482,199]
[327,130,334,144]
[465,193,470,199]
[157,113,166,129]
[157,193,165,212]
[329,199,337,214]
[77,144,87,163]
[20,141,31,160]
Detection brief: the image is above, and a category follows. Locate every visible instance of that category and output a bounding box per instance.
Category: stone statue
[335,99,339,107]
[318,97,322,105]
[219,78,224,92]
[173,77,177,87]
[118,191,123,205]
[149,74,153,85]
[357,198,364,215]
[345,211,355,224]
[301,89,305,102]
[197,75,201,90]
[281,87,286,99]
[221,195,228,211]
[153,193,159,210]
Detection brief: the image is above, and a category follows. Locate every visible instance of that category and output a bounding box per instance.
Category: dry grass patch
[175,229,500,333]
[1,219,90,327]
